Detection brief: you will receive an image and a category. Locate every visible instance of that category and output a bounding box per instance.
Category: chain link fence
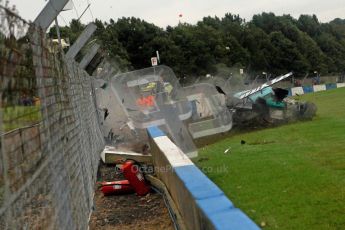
[0,4,105,229]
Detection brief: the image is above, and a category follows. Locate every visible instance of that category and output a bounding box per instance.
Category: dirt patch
[89,162,174,230]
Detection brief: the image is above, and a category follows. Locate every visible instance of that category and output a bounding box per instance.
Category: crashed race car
[96,65,316,158]
[220,72,317,127]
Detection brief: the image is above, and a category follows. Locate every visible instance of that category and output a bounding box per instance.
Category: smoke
[189,64,255,109]
[92,60,150,152]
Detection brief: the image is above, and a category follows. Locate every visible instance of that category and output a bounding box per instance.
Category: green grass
[194,87,345,229]
[1,105,41,132]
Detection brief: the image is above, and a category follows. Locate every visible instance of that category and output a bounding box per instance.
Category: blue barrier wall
[147,126,259,230]
[325,83,337,90]
[302,85,313,94]
[289,83,345,96]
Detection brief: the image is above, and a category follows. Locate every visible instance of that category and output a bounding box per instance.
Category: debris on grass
[224,147,231,154]
[248,140,276,145]
[197,157,209,162]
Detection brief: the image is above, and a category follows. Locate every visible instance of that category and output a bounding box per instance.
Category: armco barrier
[290,86,304,96]
[147,126,259,230]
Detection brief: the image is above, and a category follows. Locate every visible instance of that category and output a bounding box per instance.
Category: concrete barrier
[291,87,304,96]
[337,83,345,88]
[287,83,344,96]
[147,126,259,230]
[313,84,326,92]
[302,85,313,94]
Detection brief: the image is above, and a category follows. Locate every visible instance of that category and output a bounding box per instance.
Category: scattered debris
[103,108,109,120]
[100,83,107,89]
[260,221,267,227]
[98,160,150,197]
[248,140,276,145]
[215,85,226,95]
[122,160,151,196]
[100,180,135,196]
[107,129,114,141]
[100,146,152,164]
[197,157,209,162]
[222,72,317,129]
[224,147,231,154]
[142,144,150,154]
[89,163,173,230]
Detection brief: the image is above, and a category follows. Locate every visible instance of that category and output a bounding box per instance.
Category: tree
[93,19,131,70]
[268,31,310,75]
[315,33,345,72]
[297,15,321,37]
[48,19,85,44]
[48,12,345,78]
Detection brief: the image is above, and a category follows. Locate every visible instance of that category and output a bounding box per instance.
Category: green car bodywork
[248,87,286,108]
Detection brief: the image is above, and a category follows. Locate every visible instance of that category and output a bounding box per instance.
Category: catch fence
[0,4,104,229]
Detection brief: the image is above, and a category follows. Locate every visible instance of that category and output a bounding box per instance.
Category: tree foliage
[49,13,345,78]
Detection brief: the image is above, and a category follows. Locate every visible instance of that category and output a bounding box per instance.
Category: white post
[34,0,70,31]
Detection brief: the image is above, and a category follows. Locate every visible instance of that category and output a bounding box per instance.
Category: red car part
[122,160,150,196]
[101,180,135,196]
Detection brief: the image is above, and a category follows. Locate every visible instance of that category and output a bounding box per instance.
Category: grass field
[1,105,41,132]
[194,87,345,229]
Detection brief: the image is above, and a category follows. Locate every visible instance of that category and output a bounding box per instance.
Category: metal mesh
[0,5,104,229]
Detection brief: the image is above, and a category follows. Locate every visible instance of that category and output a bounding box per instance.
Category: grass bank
[195,87,345,229]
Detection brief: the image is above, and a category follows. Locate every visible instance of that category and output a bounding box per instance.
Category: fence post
[66,23,97,60]
[34,0,70,31]
[79,43,100,69]
[0,81,12,230]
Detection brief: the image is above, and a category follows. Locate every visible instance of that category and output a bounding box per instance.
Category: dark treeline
[49,12,345,78]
